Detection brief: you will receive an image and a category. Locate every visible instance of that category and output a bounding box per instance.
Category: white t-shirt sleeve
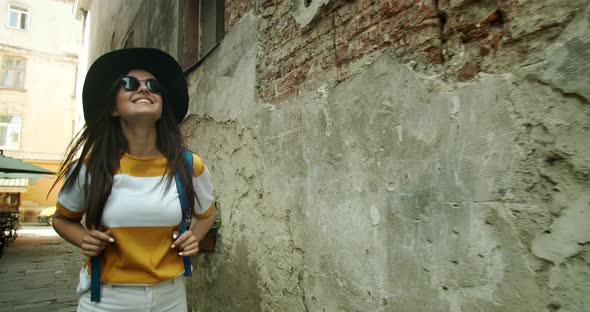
[192,154,215,218]
[57,161,87,214]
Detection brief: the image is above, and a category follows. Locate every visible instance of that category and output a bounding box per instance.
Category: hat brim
[82,48,188,125]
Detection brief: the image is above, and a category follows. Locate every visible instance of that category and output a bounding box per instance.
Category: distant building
[0,0,81,221]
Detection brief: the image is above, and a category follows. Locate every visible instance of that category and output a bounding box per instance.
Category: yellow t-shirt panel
[91,226,184,284]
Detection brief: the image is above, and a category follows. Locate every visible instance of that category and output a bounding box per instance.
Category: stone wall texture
[84,1,589,311]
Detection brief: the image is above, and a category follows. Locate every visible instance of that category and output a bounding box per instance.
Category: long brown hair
[52,74,196,228]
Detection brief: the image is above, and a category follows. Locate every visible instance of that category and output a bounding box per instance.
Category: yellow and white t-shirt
[57,152,215,285]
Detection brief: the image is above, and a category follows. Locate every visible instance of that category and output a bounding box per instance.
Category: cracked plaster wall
[182,6,589,312]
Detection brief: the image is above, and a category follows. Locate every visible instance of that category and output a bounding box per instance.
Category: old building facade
[0,0,81,221]
[73,0,589,311]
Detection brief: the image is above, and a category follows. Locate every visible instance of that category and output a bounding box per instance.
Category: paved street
[0,225,84,312]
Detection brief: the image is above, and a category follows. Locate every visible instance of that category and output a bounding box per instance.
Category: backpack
[90,149,194,302]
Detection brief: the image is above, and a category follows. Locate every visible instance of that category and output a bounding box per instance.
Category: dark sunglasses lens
[121,77,140,91]
[145,79,162,93]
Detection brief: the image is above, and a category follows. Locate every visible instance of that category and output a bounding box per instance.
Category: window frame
[0,114,22,151]
[0,55,27,90]
[182,0,224,72]
[7,4,30,31]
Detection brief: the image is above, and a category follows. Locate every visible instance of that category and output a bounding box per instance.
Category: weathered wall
[256,0,586,102]
[82,0,589,311]
[84,0,180,64]
[183,2,590,311]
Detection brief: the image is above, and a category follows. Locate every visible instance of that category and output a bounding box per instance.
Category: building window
[0,115,21,150]
[183,0,224,69]
[7,193,18,205]
[1,56,26,89]
[7,4,29,30]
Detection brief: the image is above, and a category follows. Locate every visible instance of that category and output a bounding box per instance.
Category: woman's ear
[112,109,120,117]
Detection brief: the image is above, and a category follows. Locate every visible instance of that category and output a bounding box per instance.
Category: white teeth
[135,99,151,104]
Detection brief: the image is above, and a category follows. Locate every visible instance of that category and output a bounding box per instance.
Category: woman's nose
[137,81,149,93]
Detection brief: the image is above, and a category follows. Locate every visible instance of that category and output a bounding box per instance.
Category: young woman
[52,48,216,311]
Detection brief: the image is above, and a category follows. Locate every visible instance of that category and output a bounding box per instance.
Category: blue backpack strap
[90,213,101,302]
[175,149,193,276]
[90,254,101,302]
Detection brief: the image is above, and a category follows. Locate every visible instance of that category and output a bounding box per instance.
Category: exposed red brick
[425,46,443,64]
[442,0,488,9]
[481,10,500,26]
[462,29,489,42]
[280,65,310,89]
[445,8,500,36]
[457,63,479,81]
[438,0,451,8]
[257,0,274,9]
[272,88,297,105]
[490,31,502,47]
[253,0,575,104]
[257,0,443,103]
[380,0,415,18]
[225,0,255,30]
[479,42,490,57]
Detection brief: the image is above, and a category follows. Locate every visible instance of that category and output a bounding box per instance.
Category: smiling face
[112,69,163,124]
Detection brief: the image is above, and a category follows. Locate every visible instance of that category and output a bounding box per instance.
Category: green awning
[0,155,54,175]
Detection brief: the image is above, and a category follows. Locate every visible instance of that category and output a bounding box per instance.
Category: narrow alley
[0,0,587,310]
[0,225,83,312]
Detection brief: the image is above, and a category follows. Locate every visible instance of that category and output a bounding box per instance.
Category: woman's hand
[171,230,199,256]
[81,229,114,257]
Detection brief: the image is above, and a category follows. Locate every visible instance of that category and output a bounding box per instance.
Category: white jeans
[77,276,187,312]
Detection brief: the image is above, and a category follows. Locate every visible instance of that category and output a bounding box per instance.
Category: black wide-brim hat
[82,48,188,125]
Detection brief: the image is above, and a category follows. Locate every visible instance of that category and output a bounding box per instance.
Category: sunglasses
[120,76,162,94]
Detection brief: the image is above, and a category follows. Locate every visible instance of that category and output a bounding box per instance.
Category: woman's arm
[172,208,216,256]
[52,209,114,257]
[189,209,216,242]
